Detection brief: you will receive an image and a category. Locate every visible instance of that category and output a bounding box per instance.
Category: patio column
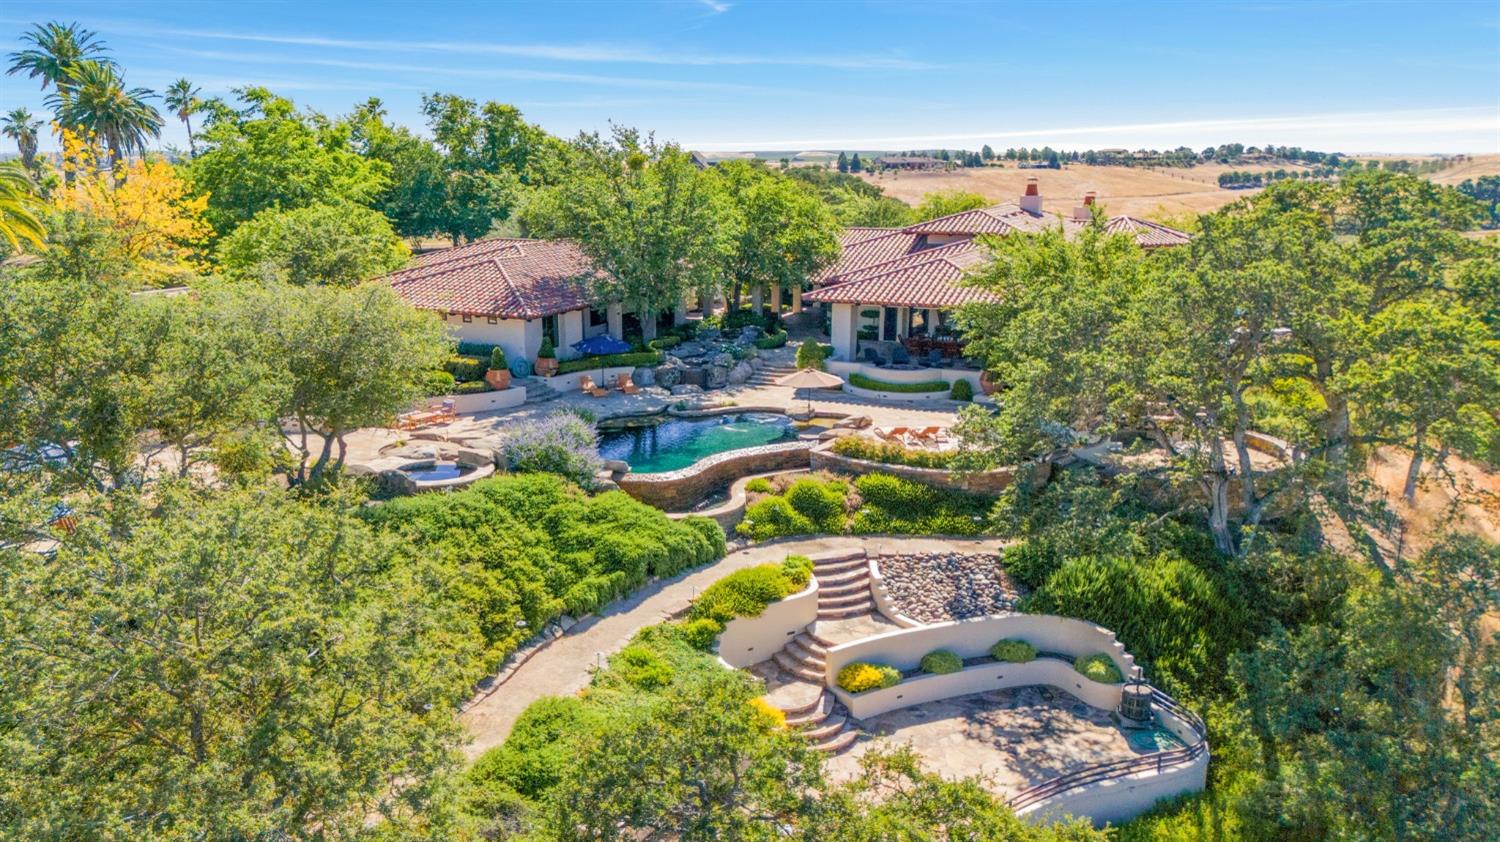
[674,294,689,326]
[751,284,764,314]
[770,283,783,313]
[791,285,803,314]
[606,302,624,338]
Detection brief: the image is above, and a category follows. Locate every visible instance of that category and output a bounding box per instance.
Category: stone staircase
[518,377,560,404]
[777,686,858,754]
[813,550,876,619]
[746,360,800,387]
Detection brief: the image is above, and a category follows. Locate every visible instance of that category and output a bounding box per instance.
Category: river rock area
[879,552,1022,622]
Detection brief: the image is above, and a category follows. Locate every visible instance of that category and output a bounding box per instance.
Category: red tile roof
[842,226,900,245]
[383,238,600,320]
[805,256,998,309]
[1103,215,1194,248]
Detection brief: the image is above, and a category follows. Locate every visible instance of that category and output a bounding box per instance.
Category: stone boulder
[672,341,707,360]
[739,324,763,340]
[654,364,683,389]
[706,366,730,389]
[696,327,721,342]
[711,352,735,369]
[601,458,631,474]
[727,361,754,385]
[670,384,704,396]
[632,365,656,387]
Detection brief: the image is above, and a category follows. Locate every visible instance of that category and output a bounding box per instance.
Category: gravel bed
[879,552,1021,623]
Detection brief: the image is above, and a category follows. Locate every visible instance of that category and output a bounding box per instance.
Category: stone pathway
[458,535,1000,761]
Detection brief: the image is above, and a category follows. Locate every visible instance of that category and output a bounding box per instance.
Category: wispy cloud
[697,0,733,12]
[106,22,933,70]
[690,107,1500,151]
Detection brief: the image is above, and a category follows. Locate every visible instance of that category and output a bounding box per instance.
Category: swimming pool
[597,412,799,474]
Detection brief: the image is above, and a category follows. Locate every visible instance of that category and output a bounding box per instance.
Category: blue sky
[3,0,1498,154]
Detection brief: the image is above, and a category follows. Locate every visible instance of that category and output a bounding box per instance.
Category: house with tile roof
[805,178,1190,370]
[383,238,620,366]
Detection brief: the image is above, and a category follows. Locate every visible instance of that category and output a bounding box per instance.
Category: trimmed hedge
[554,350,662,375]
[1075,653,1124,684]
[837,662,902,693]
[783,477,847,533]
[456,341,501,359]
[849,372,949,393]
[831,436,955,469]
[648,336,681,351]
[919,649,963,675]
[990,638,1037,663]
[444,354,488,382]
[454,380,494,394]
[754,330,789,350]
[950,378,974,402]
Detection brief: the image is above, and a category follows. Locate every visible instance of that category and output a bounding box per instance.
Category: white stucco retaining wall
[868,557,921,629]
[544,366,644,394]
[441,387,528,415]
[835,656,1124,719]
[717,578,819,668]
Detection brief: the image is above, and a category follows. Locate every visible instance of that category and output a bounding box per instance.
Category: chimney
[1020,177,1043,215]
[1073,191,1097,221]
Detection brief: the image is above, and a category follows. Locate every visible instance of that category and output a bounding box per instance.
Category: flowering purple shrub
[501,412,604,488]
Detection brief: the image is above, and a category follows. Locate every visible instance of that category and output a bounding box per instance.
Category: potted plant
[534,338,558,376]
[484,346,512,389]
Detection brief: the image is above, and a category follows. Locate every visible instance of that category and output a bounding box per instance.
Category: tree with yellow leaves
[53,127,210,286]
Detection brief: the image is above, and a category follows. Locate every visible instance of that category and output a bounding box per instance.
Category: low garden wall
[545,366,641,394]
[810,445,1051,495]
[665,469,809,531]
[824,614,1137,719]
[440,387,527,415]
[616,441,814,510]
[717,577,819,668]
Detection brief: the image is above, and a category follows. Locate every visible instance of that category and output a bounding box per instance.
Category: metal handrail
[1006,687,1208,813]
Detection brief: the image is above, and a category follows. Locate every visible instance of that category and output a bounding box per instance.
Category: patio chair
[578,375,608,397]
[862,346,886,367]
[874,426,914,445]
[891,345,911,366]
[615,373,641,395]
[911,426,947,445]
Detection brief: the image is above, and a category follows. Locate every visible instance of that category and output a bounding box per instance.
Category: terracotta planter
[534,357,557,377]
[979,370,999,395]
[484,368,512,390]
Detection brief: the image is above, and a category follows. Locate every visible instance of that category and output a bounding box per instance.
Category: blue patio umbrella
[572,334,632,355]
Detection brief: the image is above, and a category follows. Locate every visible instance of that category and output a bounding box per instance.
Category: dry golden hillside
[861,155,1500,221]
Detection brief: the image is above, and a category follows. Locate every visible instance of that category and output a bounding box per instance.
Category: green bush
[919,649,963,674]
[737,495,815,541]
[783,477,848,532]
[1001,540,1061,590]
[831,436,955,469]
[537,338,556,359]
[562,572,628,617]
[489,346,508,371]
[837,662,902,693]
[990,638,1037,663]
[456,341,501,358]
[648,335,682,351]
[795,342,833,370]
[421,369,456,396]
[849,372,949,393]
[950,378,974,402]
[690,564,800,624]
[444,354,488,382]
[553,350,662,375]
[466,696,598,799]
[745,477,774,493]
[1075,653,1124,684]
[454,380,493,394]
[780,555,814,588]
[613,644,675,690]
[754,330,789,350]
[682,516,727,560]
[850,474,990,536]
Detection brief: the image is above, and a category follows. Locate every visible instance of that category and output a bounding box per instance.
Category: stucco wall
[834,656,1125,719]
[830,302,858,361]
[616,442,815,510]
[441,387,527,415]
[1018,745,1209,827]
[544,366,641,394]
[717,578,819,668]
[869,557,921,628]
[810,444,1050,496]
[440,314,530,365]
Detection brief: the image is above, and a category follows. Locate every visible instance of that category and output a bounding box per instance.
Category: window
[588,307,608,328]
[487,316,497,324]
[542,315,559,346]
[910,309,928,336]
[462,314,472,323]
[881,307,898,341]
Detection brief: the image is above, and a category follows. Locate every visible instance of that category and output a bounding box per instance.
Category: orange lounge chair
[615,373,641,395]
[874,426,914,444]
[579,375,608,397]
[912,426,947,444]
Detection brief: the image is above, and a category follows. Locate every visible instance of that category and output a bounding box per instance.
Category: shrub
[489,346,508,371]
[745,477,774,493]
[783,477,848,532]
[837,662,902,693]
[950,378,974,402]
[677,618,725,651]
[501,412,604,488]
[648,335,682,351]
[454,380,493,394]
[537,338,556,359]
[1075,653,1123,684]
[849,372,949,393]
[749,697,787,729]
[558,405,596,424]
[421,369,456,396]
[554,350,662,375]
[754,330,789,350]
[691,563,801,624]
[736,496,815,541]
[831,436,955,469]
[850,473,991,536]
[1001,539,1060,590]
[443,354,488,382]
[457,341,501,359]
[780,554,814,588]
[990,638,1037,663]
[919,649,963,674]
[613,644,675,690]
[795,342,833,370]
[682,516,727,560]
[562,572,628,617]
[467,696,597,799]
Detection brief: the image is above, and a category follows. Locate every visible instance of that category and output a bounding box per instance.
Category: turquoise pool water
[597,413,796,474]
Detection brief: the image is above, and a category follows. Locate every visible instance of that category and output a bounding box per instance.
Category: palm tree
[47,60,163,171]
[0,163,46,253]
[3,108,44,171]
[163,78,201,157]
[6,21,113,95]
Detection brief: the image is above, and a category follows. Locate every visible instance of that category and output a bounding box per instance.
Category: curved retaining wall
[717,578,819,668]
[868,557,921,628]
[824,614,1137,719]
[616,441,814,510]
[666,469,809,531]
[810,445,1051,496]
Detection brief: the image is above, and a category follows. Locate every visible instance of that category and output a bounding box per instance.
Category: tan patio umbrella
[775,368,845,414]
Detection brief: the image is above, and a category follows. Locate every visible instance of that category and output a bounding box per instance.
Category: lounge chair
[615,373,641,395]
[911,426,947,445]
[579,375,608,397]
[862,347,886,367]
[873,426,914,445]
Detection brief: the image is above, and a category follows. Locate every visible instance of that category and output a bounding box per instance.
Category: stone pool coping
[616,441,815,510]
